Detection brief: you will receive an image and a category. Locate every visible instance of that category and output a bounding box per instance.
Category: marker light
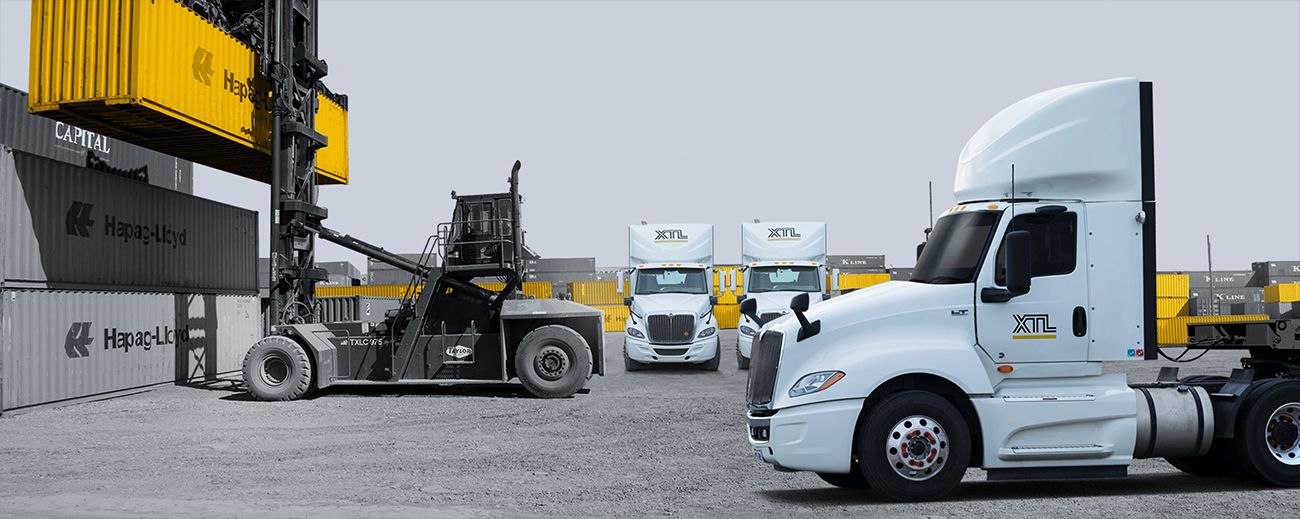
[789,371,846,398]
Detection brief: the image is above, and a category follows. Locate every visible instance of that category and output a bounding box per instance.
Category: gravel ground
[0,330,1295,518]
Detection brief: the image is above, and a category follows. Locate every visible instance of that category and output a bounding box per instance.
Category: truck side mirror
[623,296,633,306]
[980,230,1033,303]
[916,242,926,260]
[709,295,718,306]
[791,292,810,312]
[789,292,820,341]
[740,298,759,324]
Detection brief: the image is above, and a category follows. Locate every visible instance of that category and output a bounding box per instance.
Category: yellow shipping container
[1265,283,1300,304]
[712,266,744,296]
[473,281,551,299]
[714,304,739,329]
[1157,314,1271,345]
[838,273,892,290]
[1156,274,1190,298]
[571,281,629,306]
[1156,297,1189,319]
[317,284,417,299]
[28,0,347,184]
[593,305,630,332]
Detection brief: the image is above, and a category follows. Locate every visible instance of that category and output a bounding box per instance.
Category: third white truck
[735,221,834,370]
[745,78,1300,501]
[620,223,721,371]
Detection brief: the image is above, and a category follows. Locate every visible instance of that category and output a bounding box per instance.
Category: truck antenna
[928,180,934,232]
[1010,164,1017,218]
[1206,234,1215,315]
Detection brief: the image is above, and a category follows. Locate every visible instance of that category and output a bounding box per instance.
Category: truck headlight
[697,327,716,339]
[626,327,645,339]
[739,325,757,336]
[789,371,845,398]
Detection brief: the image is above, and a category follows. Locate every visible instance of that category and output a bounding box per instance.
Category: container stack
[1184,270,1262,316]
[1251,261,1300,287]
[827,255,887,274]
[365,254,427,286]
[526,257,597,300]
[0,131,259,412]
[317,261,362,287]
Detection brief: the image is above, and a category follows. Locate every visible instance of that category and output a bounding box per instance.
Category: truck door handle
[1073,306,1087,337]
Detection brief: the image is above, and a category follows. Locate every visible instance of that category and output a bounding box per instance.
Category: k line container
[1,83,193,193]
[1,289,259,411]
[1185,271,1255,288]
[827,255,886,270]
[1,149,257,293]
[27,0,348,184]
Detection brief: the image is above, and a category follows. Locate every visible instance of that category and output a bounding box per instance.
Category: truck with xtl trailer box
[734,222,835,370]
[745,78,1300,501]
[619,224,721,371]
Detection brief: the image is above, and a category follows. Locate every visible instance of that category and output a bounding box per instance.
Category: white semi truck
[745,78,1300,501]
[619,224,721,371]
[735,221,835,370]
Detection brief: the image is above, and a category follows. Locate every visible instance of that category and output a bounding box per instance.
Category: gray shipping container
[828,255,886,270]
[367,254,428,285]
[1253,261,1300,278]
[1265,302,1299,319]
[1185,271,1256,288]
[527,271,597,284]
[1,289,259,411]
[317,261,361,280]
[1226,302,1266,316]
[1251,274,1300,287]
[316,296,405,324]
[1190,287,1265,304]
[2,149,257,294]
[890,267,915,281]
[0,84,193,193]
[526,257,596,273]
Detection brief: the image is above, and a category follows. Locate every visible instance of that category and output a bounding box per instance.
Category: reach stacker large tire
[1232,382,1300,487]
[515,325,593,398]
[242,336,313,401]
[857,390,970,502]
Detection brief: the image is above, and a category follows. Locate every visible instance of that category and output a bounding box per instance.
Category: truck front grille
[746,330,783,407]
[646,314,695,344]
[760,312,784,325]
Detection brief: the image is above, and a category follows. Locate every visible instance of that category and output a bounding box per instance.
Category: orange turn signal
[997,365,1014,374]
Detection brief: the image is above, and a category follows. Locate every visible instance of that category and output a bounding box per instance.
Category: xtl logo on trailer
[767,227,802,240]
[65,322,93,359]
[654,229,688,242]
[65,201,95,237]
[1012,314,1057,340]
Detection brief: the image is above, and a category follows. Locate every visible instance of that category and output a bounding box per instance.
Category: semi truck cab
[745,78,1300,501]
[620,224,722,371]
[735,221,834,370]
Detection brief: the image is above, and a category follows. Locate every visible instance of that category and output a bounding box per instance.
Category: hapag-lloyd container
[1,149,257,293]
[1,83,193,193]
[1,289,260,411]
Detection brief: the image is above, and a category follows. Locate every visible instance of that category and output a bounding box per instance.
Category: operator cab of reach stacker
[243,161,605,402]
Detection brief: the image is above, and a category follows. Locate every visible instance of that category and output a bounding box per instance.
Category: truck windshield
[911,211,1001,285]
[748,266,821,293]
[635,268,710,295]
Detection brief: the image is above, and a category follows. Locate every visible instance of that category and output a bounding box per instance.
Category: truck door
[975,203,1090,363]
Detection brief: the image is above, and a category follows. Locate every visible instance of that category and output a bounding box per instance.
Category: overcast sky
[2,0,1297,272]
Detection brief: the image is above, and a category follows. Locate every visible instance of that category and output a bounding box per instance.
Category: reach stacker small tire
[1231,382,1300,487]
[515,325,593,398]
[242,336,313,401]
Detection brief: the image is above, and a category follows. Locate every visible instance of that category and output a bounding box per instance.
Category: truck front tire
[699,339,721,371]
[856,390,970,501]
[1232,382,1300,486]
[737,342,750,370]
[242,336,313,401]
[515,325,593,398]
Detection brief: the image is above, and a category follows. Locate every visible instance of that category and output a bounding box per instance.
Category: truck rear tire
[857,390,970,502]
[515,325,593,398]
[817,466,869,489]
[242,336,313,401]
[1231,382,1300,487]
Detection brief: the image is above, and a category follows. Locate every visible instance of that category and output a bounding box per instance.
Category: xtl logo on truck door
[65,322,93,358]
[1012,314,1057,340]
[654,229,688,242]
[767,227,801,240]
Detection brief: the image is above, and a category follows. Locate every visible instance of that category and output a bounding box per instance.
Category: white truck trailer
[735,222,834,370]
[619,224,721,371]
[745,78,1300,501]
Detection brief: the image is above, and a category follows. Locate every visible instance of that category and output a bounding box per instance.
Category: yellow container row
[590,304,742,333]
[838,273,892,291]
[1156,314,1270,345]
[1265,283,1300,304]
[1155,273,1190,298]
[316,281,551,300]
[1156,297,1189,319]
[28,0,348,184]
[570,281,630,306]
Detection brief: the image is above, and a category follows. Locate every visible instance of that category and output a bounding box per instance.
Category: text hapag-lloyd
[104,325,192,353]
[104,214,188,248]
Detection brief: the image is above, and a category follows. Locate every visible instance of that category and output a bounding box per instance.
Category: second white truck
[620,224,721,371]
[735,221,833,370]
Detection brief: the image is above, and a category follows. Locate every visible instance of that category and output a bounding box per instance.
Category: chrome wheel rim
[1266,402,1300,466]
[261,354,289,387]
[885,415,949,481]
